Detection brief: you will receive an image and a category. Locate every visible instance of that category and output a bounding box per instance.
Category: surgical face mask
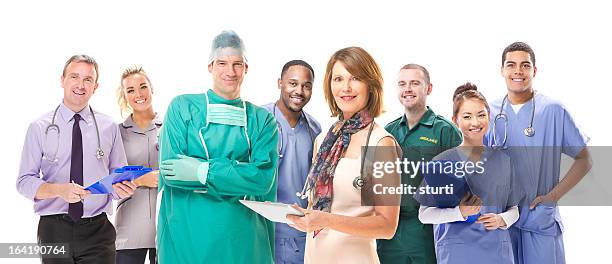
[207,103,247,127]
[204,91,247,127]
[200,92,251,161]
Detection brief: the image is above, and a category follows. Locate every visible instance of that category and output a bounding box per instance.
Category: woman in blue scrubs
[416,83,520,264]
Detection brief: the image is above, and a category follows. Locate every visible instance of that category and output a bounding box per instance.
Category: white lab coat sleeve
[498,206,519,230]
[418,205,465,224]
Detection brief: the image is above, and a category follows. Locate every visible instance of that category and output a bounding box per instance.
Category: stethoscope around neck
[492,92,536,149]
[273,102,316,159]
[42,104,105,163]
[295,122,375,200]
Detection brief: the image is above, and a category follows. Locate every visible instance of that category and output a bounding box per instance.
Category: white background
[1,0,610,263]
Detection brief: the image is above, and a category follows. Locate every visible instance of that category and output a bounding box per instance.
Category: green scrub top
[157,90,279,263]
[384,107,462,217]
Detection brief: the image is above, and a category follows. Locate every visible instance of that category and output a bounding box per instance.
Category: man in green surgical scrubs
[377,64,462,264]
[157,30,279,263]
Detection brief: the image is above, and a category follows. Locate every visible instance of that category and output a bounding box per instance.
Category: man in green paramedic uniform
[377,64,462,264]
[157,31,279,263]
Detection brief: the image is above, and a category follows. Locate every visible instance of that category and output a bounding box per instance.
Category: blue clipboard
[418,160,480,223]
[419,160,471,208]
[85,166,152,194]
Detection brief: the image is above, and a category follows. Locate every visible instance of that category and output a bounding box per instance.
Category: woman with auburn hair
[287,47,401,263]
[114,66,161,264]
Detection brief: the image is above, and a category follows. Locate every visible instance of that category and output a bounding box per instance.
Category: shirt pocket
[521,205,560,235]
[414,145,444,160]
[436,238,470,262]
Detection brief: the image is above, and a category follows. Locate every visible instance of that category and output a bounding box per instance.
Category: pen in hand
[72,180,84,202]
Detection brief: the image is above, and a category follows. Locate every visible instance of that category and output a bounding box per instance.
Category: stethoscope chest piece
[352,176,366,190]
[96,148,105,159]
[352,123,375,191]
[524,126,535,137]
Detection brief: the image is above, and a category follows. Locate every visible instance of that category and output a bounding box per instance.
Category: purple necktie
[68,114,83,221]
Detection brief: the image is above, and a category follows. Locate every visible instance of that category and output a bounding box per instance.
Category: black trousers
[116,248,157,264]
[38,213,116,264]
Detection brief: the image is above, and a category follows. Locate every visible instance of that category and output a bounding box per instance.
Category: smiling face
[397,68,431,111]
[330,62,369,119]
[453,98,489,146]
[122,73,153,113]
[208,52,248,100]
[501,51,537,96]
[278,65,313,112]
[61,61,98,112]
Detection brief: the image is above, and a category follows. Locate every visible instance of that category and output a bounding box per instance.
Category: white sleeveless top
[304,124,395,264]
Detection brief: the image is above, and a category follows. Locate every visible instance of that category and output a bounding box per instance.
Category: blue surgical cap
[208,30,247,64]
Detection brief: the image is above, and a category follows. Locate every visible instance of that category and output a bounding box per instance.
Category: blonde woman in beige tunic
[115,67,161,264]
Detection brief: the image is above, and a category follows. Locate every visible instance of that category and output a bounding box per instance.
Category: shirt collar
[400,106,436,128]
[58,102,92,124]
[274,102,310,130]
[455,146,493,163]
[121,113,162,133]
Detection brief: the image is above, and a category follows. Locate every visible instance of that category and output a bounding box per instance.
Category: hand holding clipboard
[85,166,152,194]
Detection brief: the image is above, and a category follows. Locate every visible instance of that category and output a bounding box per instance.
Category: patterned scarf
[306,109,373,225]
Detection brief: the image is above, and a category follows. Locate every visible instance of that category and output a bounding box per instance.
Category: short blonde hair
[116,66,152,117]
[323,47,384,118]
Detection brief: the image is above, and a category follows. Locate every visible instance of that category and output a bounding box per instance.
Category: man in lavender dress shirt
[16,55,137,263]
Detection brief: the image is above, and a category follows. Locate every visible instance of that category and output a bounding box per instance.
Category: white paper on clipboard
[239,200,305,224]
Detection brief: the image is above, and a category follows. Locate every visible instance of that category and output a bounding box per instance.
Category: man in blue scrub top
[486,42,592,264]
[263,60,321,264]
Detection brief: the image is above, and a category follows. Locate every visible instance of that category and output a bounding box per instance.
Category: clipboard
[418,160,472,208]
[417,160,480,223]
[239,200,305,224]
[85,166,153,194]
